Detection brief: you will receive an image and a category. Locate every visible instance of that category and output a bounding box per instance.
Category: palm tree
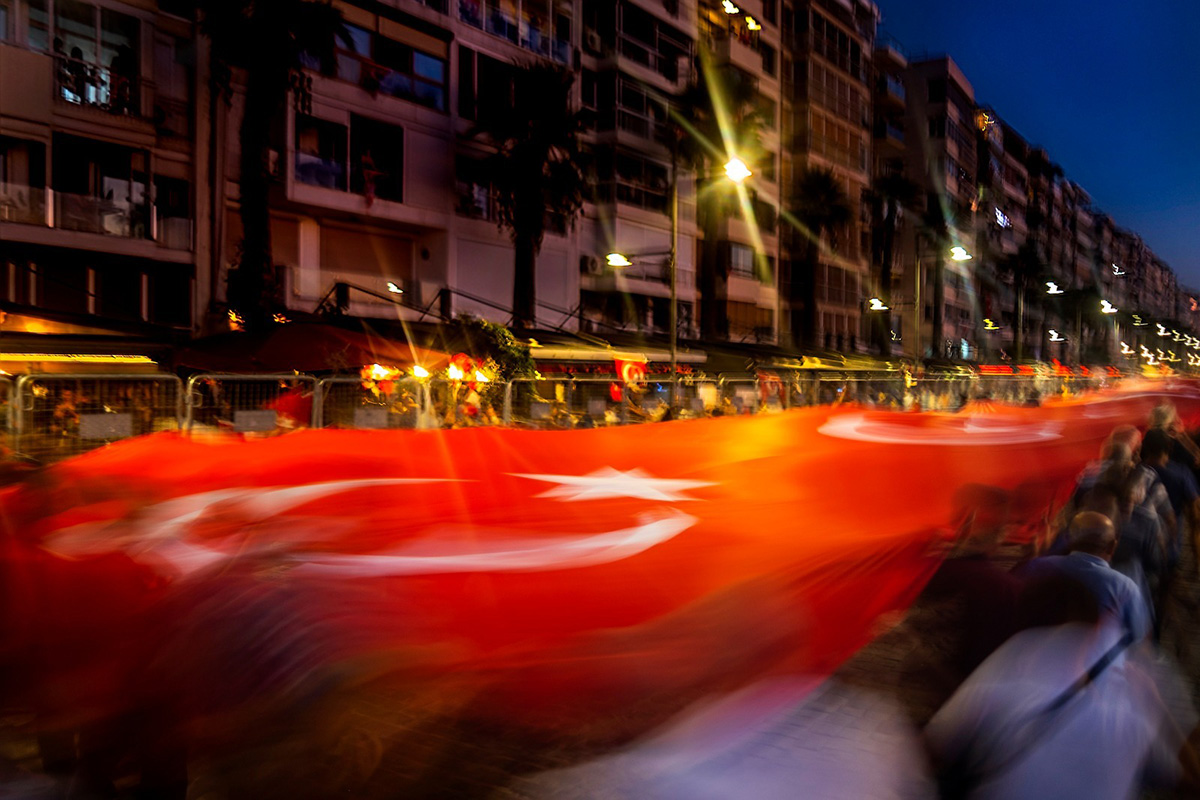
[792,167,852,349]
[198,0,347,331]
[870,172,918,355]
[919,199,952,360]
[997,240,1044,361]
[471,63,587,329]
[669,64,768,339]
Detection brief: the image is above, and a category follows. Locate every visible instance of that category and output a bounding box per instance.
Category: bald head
[1068,511,1117,560]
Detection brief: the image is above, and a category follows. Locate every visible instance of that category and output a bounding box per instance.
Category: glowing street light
[983,318,1000,331]
[1045,281,1063,295]
[1132,314,1148,327]
[606,252,634,268]
[721,0,740,12]
[950,246,973,262]
[1100,299,1118,314]
[447,364,464,381]
[868,297,889,311]
[412,365,430,379]
[1157,323,1170,337]
[1112,263,1126,276]
[745,15,761,30]
[1049,329,1066,342]
[386,281,404,294]
[724,157,752,183]
[1120,341,1134,355]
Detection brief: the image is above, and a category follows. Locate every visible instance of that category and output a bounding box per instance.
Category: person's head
[1067,510,1117,561]
[70,46,83,59]
[1079,484,1121,525]
[1140,427,1173,468]
[1101,426,1141,460]
[1149,403,1179,431]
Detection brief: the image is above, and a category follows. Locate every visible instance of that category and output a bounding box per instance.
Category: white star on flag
[511,467,716,502]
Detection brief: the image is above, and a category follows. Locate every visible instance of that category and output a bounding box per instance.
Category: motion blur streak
[0,380,1198,797]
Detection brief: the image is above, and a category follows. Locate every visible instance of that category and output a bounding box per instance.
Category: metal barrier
[426,378,506,428]
[717,375,769,415]
[0,376,14,454]
[14,373,182,462]
[315,376,432,430]
[185,374,318,432]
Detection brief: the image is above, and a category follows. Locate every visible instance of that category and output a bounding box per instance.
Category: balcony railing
[54,191,148,238]
[295,152,346,190]
[618,35,681,82]
[0,185,47,225]
[157,214,192,250]
[458,2,569,64]
[884,75,905,101]
[55,56,143,117]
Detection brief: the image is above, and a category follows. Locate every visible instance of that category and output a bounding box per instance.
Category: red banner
[3,381,1199,733]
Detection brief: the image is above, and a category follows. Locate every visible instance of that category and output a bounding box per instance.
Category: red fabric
[3,380,1199,732]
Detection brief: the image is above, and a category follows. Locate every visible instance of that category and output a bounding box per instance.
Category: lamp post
[607,155,751,391]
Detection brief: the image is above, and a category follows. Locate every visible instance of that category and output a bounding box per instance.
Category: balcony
[618,35,683,83]
[55,191,148,238]
[878,74,905,109]
[1,182,191,251]
[54,56,146,119]
[0,185,47,226]
[458,2,570,64]
[873,121,905,152]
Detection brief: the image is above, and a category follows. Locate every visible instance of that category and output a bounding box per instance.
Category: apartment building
[0,0,200,365]
[782,0,877,351]
[899,56,978,360]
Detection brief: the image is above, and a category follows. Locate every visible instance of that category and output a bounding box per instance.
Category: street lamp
[724,157,752,183]
[949,246,973,262]
[607,153,752,386]
[1045,281,1063,295]
[1100,299,1118,314]
[867,297,889,311]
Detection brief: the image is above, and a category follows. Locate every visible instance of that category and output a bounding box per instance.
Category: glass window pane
[57,0,96,63]
[413,52,443,82]
[26,0,48,50]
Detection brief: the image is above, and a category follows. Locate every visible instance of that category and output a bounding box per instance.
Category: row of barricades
[0,370,1090,463]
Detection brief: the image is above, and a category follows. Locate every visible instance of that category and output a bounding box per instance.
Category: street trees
[792,167,852,349]
[198,0,347,331]
[471,63,587,330]
[870,172,918,355]
[671,64,768,339]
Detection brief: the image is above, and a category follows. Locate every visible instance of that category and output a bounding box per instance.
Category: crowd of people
[919,401,1200,797]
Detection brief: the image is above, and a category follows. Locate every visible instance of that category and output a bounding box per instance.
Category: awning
[174,322,449,373]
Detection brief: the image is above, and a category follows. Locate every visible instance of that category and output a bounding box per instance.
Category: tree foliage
[471,63,588,329]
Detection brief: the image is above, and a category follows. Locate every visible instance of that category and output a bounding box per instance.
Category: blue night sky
[875,0,1200,287]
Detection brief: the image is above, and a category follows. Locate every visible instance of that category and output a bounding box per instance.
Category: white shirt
[927,622,1188,799]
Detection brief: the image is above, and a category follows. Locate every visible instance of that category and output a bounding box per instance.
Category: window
[295,115,348,191]
[0,136,47,225]
[596,149,668,212]
[0,0,10,42]
[53,1,141,113]
[51,133,149,239]
[761,42,776,76]
[729,243,754,277]
[927,77,946,103]
[457,45,475,117]
[928,114,946,139]
[324,23,448,112]
[154,176,191,249]
[26,0,48,50]
[350,115,403,203]
[619,1,690,82]
[811,11,860,79]
[455,157,494,220]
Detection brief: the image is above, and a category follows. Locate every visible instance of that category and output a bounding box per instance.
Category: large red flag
[3,380,1198,733]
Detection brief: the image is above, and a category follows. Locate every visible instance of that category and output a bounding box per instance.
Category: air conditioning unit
[583,28,603,55]
[580,255,603,276]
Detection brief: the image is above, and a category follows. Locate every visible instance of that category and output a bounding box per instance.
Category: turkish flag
[3,380,1199,734]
